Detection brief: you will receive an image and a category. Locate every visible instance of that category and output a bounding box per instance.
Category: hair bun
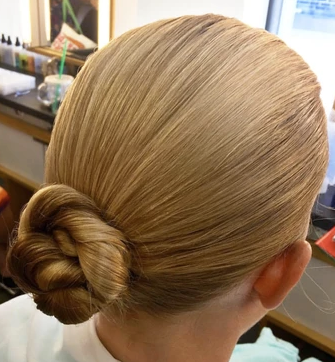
[8,184,130,324]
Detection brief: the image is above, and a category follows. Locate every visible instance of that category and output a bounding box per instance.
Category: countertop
[0,63,55,125]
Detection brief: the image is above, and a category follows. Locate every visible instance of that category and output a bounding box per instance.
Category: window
[267,1,335,218]
[267,0,335,112]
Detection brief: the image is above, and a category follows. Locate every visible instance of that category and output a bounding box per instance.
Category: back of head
[8,14,328,324]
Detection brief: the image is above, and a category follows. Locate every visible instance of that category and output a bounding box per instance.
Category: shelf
[28,46,86,67]
[264,310,335,357]
[0,113,51,144]
[0,164,39,192]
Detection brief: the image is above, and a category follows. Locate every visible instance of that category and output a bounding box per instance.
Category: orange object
[0,187,10,213]
[316,226,335,259]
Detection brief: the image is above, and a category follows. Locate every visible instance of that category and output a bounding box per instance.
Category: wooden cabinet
[0,122,45,187]
[0,112,50,220]
[0,171,33,222]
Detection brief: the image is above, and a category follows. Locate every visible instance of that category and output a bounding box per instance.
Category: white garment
[0,295,324,362]
[0,294,118,362]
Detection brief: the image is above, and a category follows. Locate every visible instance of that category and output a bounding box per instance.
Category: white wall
[1,0,25,41]
[137,0,246,26]
[0,0,40,45]
[114,0,139,38]
[242,0,270,28]
[114,0,270,38]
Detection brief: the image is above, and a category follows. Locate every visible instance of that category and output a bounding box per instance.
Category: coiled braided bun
[8,185,130,324]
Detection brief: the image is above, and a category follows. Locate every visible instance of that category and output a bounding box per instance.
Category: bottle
[34,54,48,74]
[13,37,22,68]
[20,41,35,72]
[27,45,35,73]
[19,42,29,70]
[27,51,35,72]
[0,34,6,62]
[2,36,14,65]
[2,36,12,64]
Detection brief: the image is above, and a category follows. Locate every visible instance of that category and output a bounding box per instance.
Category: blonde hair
[8,14,328,325]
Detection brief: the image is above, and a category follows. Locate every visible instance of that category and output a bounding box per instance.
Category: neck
[95,306,241,362]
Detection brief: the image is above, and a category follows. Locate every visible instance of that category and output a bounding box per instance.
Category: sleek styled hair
[8,14,328,325]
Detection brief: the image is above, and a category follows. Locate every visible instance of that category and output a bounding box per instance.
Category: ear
[253,240,312,310]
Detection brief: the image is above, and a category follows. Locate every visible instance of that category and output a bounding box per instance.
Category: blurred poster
[294,0,335,34]
[50,0,98,46]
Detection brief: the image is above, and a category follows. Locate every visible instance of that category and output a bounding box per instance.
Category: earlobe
[253,240,312,310]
